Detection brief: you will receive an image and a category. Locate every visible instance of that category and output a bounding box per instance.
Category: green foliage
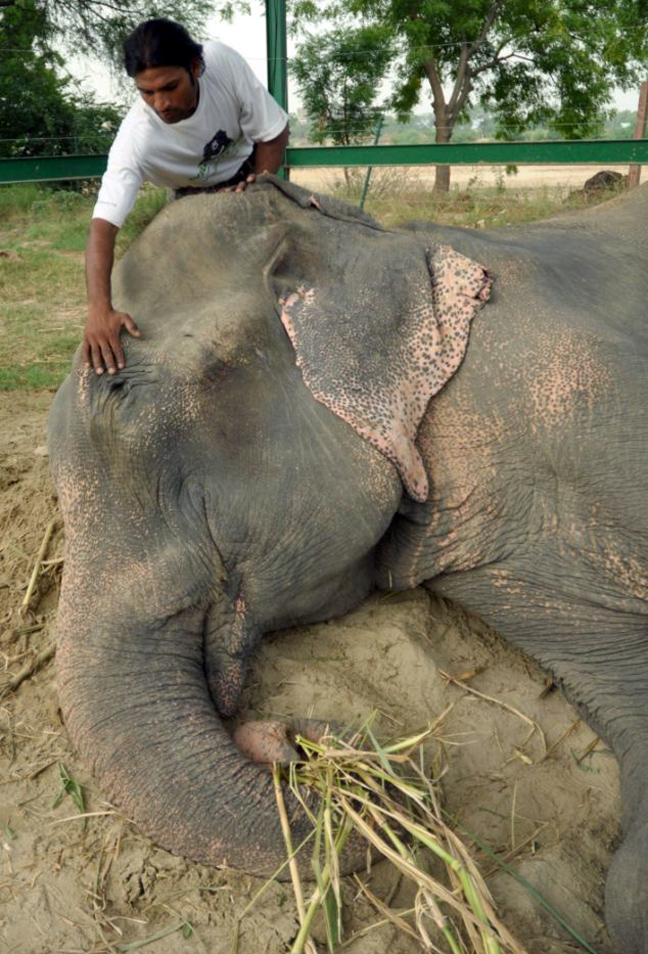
[215,0,252,22]
[52,763,87,828]
[0,0,213,64]
[0,1,122,159]
[288,0,648,182]
[290,24,394,145]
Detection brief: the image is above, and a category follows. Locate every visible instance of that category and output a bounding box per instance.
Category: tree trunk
[420,57,454,194]
[434,119,452,193]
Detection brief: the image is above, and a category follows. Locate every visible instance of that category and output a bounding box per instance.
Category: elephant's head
[48,177,490,873]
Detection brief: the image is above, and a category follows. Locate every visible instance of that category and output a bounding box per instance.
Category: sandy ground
[0,390,621,954]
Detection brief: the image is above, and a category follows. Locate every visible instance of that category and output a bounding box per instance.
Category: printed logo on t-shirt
[192,129,242,182]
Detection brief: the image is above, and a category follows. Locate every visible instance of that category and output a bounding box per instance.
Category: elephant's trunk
[56,571,307,876]
[603,752,648,954]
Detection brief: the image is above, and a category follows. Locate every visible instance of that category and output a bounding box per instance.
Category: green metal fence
[1,139,646,185]
[0,155,107,184]
[287,138,648,168]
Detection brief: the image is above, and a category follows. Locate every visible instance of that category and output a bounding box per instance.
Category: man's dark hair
[123,18,205,77]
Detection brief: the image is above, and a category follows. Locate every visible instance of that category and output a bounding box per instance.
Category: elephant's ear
[276,215,492,503]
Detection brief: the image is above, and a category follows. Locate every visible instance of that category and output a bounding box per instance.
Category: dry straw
[273,714,529,954]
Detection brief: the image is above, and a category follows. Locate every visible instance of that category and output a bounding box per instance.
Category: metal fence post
[266,0,288,178]
[359,116,383,209]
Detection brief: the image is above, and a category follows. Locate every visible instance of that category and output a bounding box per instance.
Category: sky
[70,4,295,108]
[69,3,641,116]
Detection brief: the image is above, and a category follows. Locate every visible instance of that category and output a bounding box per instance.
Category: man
[84,18,289,375]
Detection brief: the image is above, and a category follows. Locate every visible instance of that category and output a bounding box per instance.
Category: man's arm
[84,218,140,375]
[253,123,289,175]
[230,124,289,195]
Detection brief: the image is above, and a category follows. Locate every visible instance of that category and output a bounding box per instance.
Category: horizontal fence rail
[0,139,646,184]
[0,154,107,183]
[287,138,648,167]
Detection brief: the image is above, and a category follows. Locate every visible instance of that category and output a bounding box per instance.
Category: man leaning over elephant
[83,17,289,376]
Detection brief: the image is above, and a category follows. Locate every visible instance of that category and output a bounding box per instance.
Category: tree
[289,0,648,191]
[0,0,122,158]
[0,0,212,63]
[290,24,393,182]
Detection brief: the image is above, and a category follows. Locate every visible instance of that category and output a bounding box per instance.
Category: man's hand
[219,173,257,195]
[83,308,141,375]
[219,124,289,194]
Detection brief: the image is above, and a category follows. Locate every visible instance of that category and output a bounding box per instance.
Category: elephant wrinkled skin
[49,177,648,953]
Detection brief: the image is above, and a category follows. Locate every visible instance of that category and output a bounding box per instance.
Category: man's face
[135,61,200,124]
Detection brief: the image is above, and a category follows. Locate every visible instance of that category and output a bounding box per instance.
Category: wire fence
[0,111,639,159]
[0,114,639,147]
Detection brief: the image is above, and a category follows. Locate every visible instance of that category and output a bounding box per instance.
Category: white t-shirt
[92,41,288,227]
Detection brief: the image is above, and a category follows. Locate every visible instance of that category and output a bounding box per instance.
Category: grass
[0,183,166,390]
[52,762,86,818]
[0,183,46,219]
[267,707,605,954]
[341,166,615,229]
[274,715,530,954]
[0,176,621,392]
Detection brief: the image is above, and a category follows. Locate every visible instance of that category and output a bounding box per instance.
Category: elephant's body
[49,179,648,952]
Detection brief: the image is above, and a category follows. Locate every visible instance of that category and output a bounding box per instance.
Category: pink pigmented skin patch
[281,244,492,502]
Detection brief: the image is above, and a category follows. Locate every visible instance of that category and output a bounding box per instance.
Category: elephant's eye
[201,357,231,388]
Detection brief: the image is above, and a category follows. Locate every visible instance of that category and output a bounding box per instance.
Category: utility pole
[628,81,648,188]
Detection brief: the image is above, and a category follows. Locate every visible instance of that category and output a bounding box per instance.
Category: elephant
[48,175,648,954]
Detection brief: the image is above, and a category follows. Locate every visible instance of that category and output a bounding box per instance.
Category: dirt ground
[0,390,621,954]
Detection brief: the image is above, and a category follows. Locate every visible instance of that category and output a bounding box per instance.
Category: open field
[290,162,635,193]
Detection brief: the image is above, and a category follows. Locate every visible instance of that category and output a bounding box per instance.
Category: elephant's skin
[48,177,648,953]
